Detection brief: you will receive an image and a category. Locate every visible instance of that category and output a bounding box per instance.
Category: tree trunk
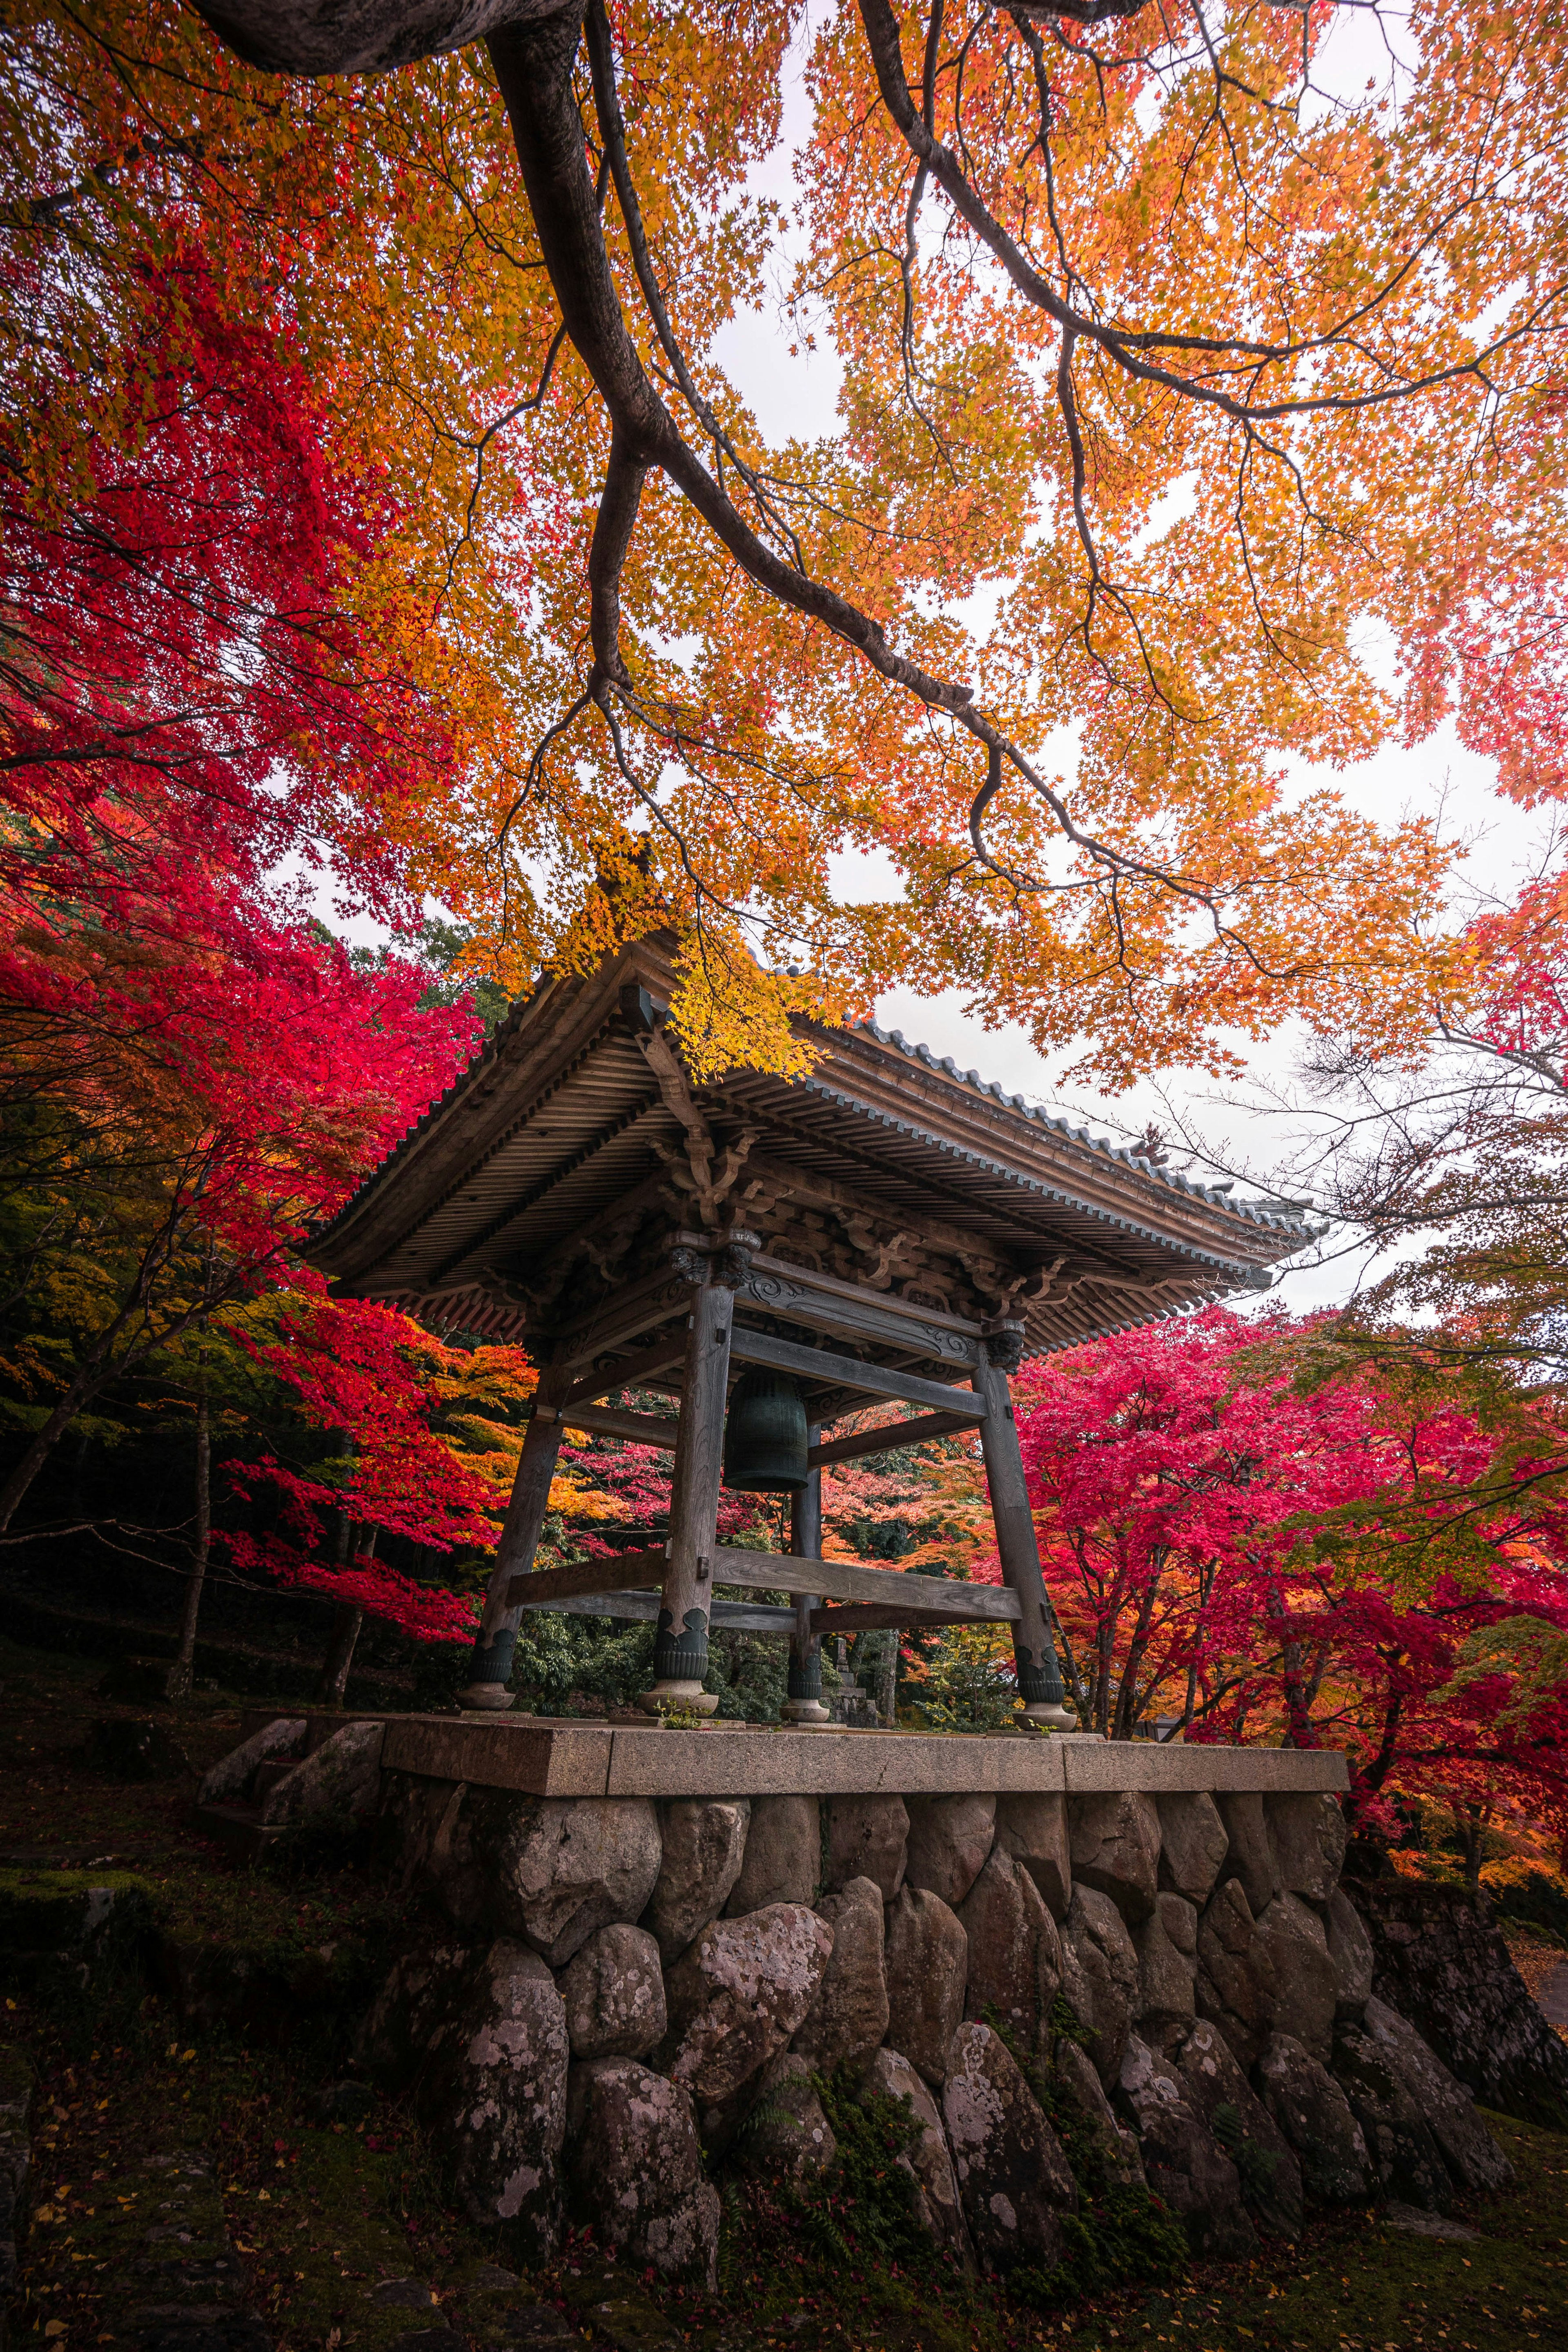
[0,1352,116,1531]
[320,1606,364,1707]
[318,1525,374,1704]
[1455,1801,1488,1888]
[165,1392,211,1702]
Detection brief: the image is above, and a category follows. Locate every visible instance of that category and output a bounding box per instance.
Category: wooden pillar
[971,1341,1078,1728]
[783,1425,831,1725]
[459,1356,571,1709]
[642,1276,732,1714]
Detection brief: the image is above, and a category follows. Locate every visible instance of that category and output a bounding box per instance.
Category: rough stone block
[1215,1793,1282,1916]
[1331,2013,1453,2210]
[1172,2017,1303,2239]
[1343,1875,1568,2126]
[1068,1790,1160,1925]
[942,2021,1078,2274]
[1156,1792,1228,1906]
[659,1903,834,2143]
[1324,1887,1373,2019]
[1061,1884,1140,2086]
[464,1793,664,1967]
[993,1791,1071,1919]
[565,2058,719,2283]
[1114,2035,1257,2261]
[1134,1893,1197,2039]
[822,1795,908,1900]
[557,1923,666,2060]
[1361,1997,1511,2194]
[1255,2031,1374,2207]
[378,1774,472,1909]
[354,1938,477,2088]
[884,1885,968,2086]
[1051,2035,1144,2189]
[643,1800,750,1962]
[257,1719,384,1825]
[735,2053,837,2187]
[1266,1793,1347,1902]
[862,2047,971,2263]
[791,1876,888,2076]
[198,1717,305,1805]
[904,1794,996,1907]
[414,1939,569,2254]
[958,1847,1062,2058]
[725,1795,819,1913]
[1196,1878,1278,2069]
[1253,1893,1337,2066]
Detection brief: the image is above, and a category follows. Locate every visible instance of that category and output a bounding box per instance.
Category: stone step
[190,1801,281,1863]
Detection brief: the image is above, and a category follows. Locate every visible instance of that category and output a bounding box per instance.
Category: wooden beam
[557,1402,681,1449]
[506,1543,1019,1621]
[809,1603,994,1634]
[506,1551,671,1609]
[514,1588,795,1633]
[728,1326,988,1420]
[810,1410,978,1468]
[562,1333,690,1410]
[706,1547,1018,1619]
[730,1259,980,1370]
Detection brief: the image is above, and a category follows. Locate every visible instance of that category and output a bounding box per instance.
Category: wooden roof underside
[308,937,1308,1361]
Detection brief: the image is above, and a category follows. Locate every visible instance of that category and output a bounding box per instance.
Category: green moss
[795,2069,931,2268]
[982,2004,1190,2304]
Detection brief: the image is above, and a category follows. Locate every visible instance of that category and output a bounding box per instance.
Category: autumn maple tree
[6,0,1562,1077]
[1009,1309,1568,1846]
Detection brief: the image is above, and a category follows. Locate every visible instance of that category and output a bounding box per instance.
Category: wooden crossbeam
[558,1402,681,1449]
[514,1588,795,1633]
[506,1544,1017,1622]
[810,1603,989,1634]
[728,1327,988,1421]
[562,1334,688,1410]
[809,1409,977,1468]
[505,1553,670,1609]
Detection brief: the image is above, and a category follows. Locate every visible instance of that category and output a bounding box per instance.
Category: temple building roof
[308,934,1308,1363]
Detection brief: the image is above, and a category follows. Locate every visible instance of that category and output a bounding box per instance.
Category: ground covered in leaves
[2,1633,1566,2352]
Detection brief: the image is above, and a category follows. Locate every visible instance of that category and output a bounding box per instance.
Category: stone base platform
[237,1710,1348,1800]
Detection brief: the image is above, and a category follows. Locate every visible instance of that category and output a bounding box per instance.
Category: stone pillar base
[637,1682,720,1719]
[780,1699,833,1727]
[457,1682,517,1712]
[1018,1700,1081,1731]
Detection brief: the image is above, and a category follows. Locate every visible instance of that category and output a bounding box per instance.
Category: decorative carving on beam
[636,1025,760,1232]
[730,1259,980,1370]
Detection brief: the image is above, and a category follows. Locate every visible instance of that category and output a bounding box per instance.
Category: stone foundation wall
[200,1713,1529,2293]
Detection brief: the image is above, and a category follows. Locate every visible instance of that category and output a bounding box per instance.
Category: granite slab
[377,1715,614,1795]
[234,1711,1349,1800]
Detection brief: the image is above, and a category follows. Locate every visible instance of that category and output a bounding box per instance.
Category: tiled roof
[852,1019,1308,1236]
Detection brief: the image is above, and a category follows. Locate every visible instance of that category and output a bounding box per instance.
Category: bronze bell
[723,1368,808,1492]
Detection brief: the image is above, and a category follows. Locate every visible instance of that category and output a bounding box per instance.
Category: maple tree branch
[586,423,647,683]
[488,1,973,715]
[583,0,808,573]
[858,0,1539,417]
[490,0,1292,969]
